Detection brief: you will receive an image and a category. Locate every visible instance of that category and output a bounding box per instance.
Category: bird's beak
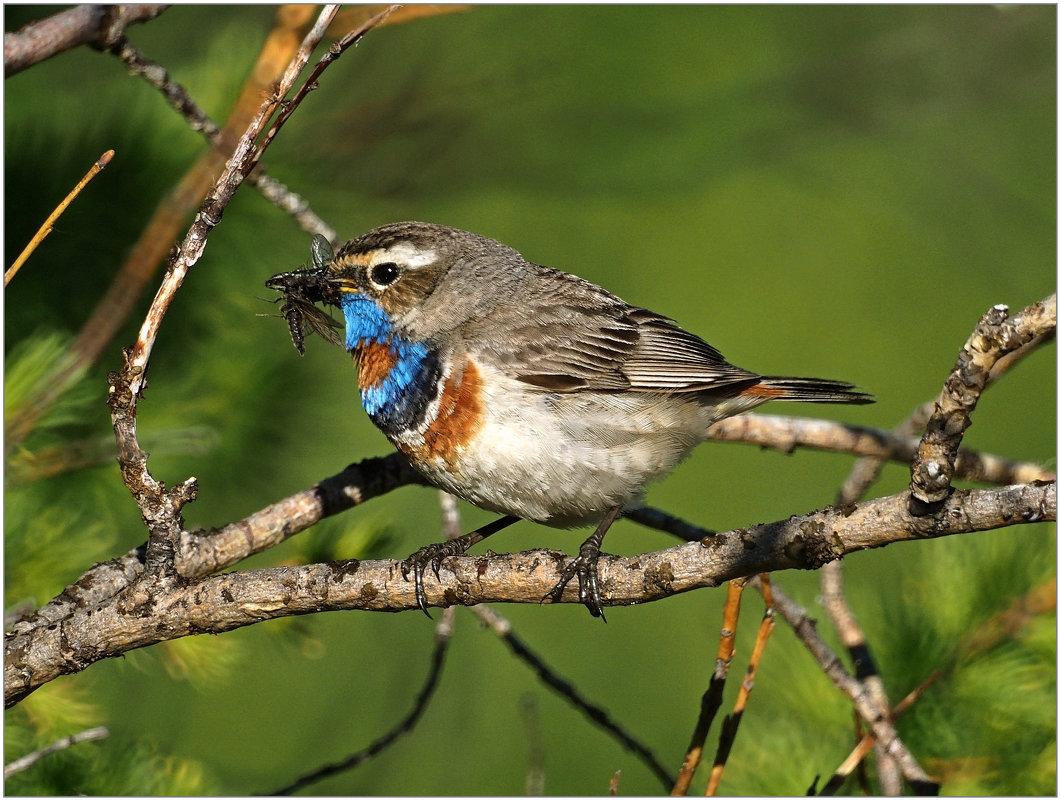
[326,274,361,298]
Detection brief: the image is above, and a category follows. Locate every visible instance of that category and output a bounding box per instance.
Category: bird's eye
[369,262,400,289]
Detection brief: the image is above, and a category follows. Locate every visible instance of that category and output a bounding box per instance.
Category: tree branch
[705,580,774,795]
[710,414,1053,486]
[14,406,1030,644]
[4,4,168,77]
[811,323,1059,795]
[105,5,341,581]
[672,578,746,795]
[270,606,457,795]
[821,558,901,794]
[6,402,1050,643]
[759,578,939,792]
[5,453,425,638]
[820,409,903,793]
[4,725,110,778]
[5,480,1053,708]
[910,294,1056,508]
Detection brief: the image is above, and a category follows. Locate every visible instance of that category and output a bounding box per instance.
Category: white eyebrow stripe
[382,242,437,269]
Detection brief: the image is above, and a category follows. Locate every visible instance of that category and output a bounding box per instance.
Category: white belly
[405,364,717,527]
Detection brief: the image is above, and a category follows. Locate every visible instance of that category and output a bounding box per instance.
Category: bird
[266,221,873,619]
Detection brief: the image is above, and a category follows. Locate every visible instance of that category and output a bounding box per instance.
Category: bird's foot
[542,539,608,621]
[399,516,519,618]
[399,537,473,618]
[541,506,622,620]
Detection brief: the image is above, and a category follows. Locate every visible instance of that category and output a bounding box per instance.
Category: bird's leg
[542,504,623,620]
[400,514,520,617]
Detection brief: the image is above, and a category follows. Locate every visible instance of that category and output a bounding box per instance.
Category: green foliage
[5,333,117,605]
[4,4,1054,795]
[5,333,86,433]
[5,683,218,795]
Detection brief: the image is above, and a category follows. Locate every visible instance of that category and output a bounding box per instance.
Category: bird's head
[312,222,527,349]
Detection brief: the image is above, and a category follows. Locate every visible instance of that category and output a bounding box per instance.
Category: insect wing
[310,234,335,269]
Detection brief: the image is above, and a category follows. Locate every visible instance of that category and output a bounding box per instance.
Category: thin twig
[5,9,330,455]
[109,18,337,241]
[107,6,341,578]
[671,578,745,795]
[108,36,222,141]
[817,733,876,796]
[710,415,1054,486]
[754,577,939,793]
[269,605,457,795]
[4,725,110,778]
[818,672,940,795]
[820,559,901,794]
[245,5,402,176]
[627,506,716,542]
[6,150,114,286]
[823,430,896,792]
[705,576,775,795]
[122,7,340,393]
[472,603,676,792]
[269,486,465,794]
[251,171,337,242]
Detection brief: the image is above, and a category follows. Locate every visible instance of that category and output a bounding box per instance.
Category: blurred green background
[4,5,1055,795]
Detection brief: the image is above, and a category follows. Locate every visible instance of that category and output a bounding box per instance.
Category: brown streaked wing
[619,312,761,392]
[467,263,760,394]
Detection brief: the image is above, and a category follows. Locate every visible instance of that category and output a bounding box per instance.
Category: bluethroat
[267,222,873,618]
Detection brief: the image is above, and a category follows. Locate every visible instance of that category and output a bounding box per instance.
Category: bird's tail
[748,376,874,405]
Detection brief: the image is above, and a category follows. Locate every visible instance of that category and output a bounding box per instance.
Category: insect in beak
[264,234,345,355]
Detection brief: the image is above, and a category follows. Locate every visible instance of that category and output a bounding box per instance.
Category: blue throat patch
[341,292,394,351]
[341,293,440,433]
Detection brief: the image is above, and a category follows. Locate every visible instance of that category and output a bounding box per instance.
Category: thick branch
[6,453,424,638]
[5,481,1053,707]
[4,4,168,77]
[7,412,1047,640]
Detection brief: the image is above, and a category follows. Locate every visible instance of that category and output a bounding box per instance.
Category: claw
[542,550,607,620]
[575,558,605,620]
[400,545,455,618]
[397,517,519,618]
[540,505,622,620]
